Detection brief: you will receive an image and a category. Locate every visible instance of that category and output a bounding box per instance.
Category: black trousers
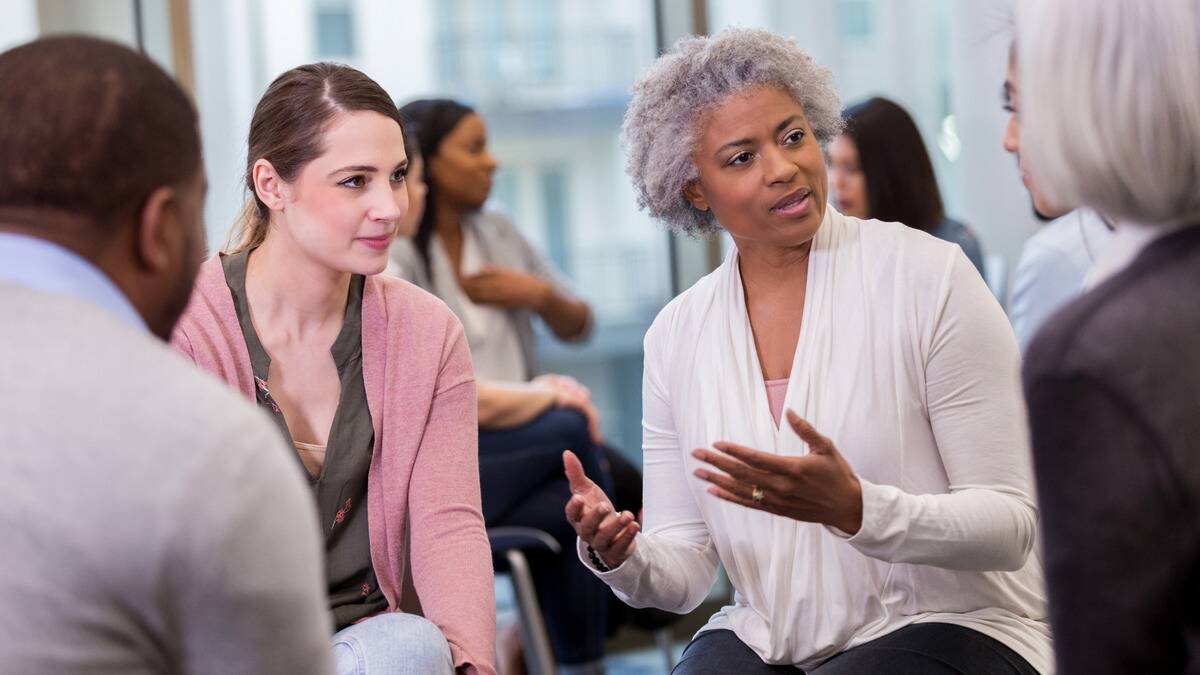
[673,623,1040,675]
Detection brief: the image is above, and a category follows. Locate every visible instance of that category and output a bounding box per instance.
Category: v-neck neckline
[221,249,364,467]
[732,237,820,436]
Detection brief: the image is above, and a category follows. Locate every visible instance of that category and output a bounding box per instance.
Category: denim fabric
[331,613,453,675]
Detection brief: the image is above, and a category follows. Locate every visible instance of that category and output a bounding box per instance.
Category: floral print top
[222,250,387,629]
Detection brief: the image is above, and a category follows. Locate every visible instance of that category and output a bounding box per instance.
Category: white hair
[622,28,842,236]
[1018,0,1200,227]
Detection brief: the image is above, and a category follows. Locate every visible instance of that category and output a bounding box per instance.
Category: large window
[189,0,668,459]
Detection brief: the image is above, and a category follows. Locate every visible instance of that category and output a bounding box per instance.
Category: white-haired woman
[1018,1,1200,674]
[561,29,1049,674]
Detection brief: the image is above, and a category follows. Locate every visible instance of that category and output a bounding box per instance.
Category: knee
[332,613,453,675]
[386,614,453,671]
[538,407,591,447]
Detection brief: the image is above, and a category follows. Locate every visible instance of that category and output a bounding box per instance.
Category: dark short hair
[842,97,944,232]
[0,35,201,232]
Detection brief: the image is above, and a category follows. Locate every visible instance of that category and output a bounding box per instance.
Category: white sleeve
[833,251,1038,572]
[171,414,335,675]
[576,317,720,613]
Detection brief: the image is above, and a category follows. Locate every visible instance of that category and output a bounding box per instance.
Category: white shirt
[1084,220,1191,290]
[581,209,1051,672]
[429,228,528,382]
[1009,210,1114,351]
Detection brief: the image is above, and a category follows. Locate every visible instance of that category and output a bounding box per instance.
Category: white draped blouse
[580,209,1052,672]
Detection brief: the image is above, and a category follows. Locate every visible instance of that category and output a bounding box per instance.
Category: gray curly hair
[622,28,843,236]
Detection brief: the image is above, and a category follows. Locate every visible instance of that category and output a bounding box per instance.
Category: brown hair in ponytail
[224,62,405,253]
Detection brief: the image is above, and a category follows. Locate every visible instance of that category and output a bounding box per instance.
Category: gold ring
[751,486,765,504]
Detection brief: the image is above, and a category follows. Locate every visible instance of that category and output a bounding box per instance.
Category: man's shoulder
[0,286,283,463]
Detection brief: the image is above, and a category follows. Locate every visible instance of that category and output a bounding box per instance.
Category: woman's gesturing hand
[692,409,864,535]
[563,450,639,569]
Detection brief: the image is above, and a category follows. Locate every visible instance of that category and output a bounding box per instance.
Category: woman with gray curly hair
[561,28,1049,673]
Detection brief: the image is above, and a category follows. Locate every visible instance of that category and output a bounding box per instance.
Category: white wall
[190,0,262,249]
[0,0,39,52]
[36,0,137,45]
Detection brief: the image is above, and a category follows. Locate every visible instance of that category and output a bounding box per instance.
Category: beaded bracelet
[587,545,611,572]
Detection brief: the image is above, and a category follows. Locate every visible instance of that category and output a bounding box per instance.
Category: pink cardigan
[171,255,496,675]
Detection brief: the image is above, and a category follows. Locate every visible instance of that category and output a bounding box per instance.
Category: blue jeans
[331,612,453,675]
[479,408,614,667]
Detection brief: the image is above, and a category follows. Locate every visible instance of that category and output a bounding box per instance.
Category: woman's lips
[357,235,392,251]
[772,190,812,218]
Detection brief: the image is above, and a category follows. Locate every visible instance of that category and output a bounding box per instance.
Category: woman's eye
[783,129,806,145]
[728,151,752,166]
[390,168,408,183]
[339,175,365,188]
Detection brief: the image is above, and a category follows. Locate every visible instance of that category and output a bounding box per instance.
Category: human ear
[683,180,710,212]
[132,185,178,273]
[252,159,288,213]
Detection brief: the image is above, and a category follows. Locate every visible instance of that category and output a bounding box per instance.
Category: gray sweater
[0,286,333,674]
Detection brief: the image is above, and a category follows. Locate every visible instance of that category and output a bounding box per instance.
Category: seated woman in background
[566,28,1048,674]
[388,127,616,675]
[171,63,494,675]
[389,98,644,520]
[388,98,590,383]
[827,96,987,276]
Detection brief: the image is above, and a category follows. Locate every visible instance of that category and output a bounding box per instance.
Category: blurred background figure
[828,96,986,276]
[389,98,590,383]
[1000,44,1115,351]
[1019,0,1200,673]
[392,98,645,525]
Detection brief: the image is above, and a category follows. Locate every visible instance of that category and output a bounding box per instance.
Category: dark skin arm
[460,265,591,340]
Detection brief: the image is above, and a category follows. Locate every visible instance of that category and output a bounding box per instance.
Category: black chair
[488,526,560,675]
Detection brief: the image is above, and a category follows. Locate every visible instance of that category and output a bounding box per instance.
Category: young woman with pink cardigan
[171,63,495,675]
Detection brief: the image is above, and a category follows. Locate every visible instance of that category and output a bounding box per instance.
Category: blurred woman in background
[827,96,986,276]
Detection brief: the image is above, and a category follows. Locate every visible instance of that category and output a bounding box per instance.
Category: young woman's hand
[692,410,864,535]
[564,450,639,569]
[460,266,550,309]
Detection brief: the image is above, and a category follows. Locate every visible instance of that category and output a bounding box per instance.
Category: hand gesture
[692,410,864,535]
[563,450,638,569]
[461,266,550,309]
